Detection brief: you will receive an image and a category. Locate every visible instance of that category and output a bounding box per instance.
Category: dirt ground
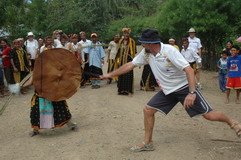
[1,49,241,160]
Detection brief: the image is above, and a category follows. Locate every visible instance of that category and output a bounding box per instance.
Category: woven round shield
[33,48,81,101]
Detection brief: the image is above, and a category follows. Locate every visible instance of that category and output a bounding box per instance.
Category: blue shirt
[88,41,105,68]
[227,55,241,78]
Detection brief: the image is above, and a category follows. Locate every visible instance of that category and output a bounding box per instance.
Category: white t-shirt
[57,43,68,49]
[54,39,62,48]
[188,37,202,53]
[132,43,190,95]
[66,42,81,52]
[24,39,39,59]
[79,39,91,61]
[107,41,118,60]
[181,47,202,63]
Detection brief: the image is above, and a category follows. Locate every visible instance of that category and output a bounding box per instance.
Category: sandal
[230,122,241,137]
[130,142,155,152]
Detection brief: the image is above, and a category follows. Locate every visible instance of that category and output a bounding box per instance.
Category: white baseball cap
[27,32,34,36]
[188,28,196,33]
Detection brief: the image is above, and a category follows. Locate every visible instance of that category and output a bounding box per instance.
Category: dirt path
[1,53,241,160]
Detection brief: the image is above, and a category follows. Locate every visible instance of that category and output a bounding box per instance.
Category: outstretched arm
[100,62,135,79]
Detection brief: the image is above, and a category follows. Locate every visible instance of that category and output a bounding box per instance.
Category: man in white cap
[188,27,202,89]
[24,32,39,70]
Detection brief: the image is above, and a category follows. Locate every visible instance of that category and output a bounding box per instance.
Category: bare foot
[231,121,241,137]
[225,98,229,104]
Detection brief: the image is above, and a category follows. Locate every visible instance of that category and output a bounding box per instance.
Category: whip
[0,72,32,115]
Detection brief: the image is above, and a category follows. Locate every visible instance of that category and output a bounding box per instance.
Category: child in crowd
[226,45,241,104]
[168,38,180,51]
[217,51,228,92]
[180,37,202,87]
[88,33,105,89]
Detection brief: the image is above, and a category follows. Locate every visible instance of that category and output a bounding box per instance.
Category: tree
[155,0,241,69]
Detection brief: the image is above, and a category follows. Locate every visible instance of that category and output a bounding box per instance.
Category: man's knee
[144,106,157,116]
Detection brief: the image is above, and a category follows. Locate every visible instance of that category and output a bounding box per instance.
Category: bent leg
[203,111,233,125]
[130,106,157,152]
[143,106,157,144]
[203,111,241,137]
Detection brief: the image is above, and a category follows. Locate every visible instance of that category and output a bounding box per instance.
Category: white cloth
[132,43,190,95]
[57,43,68,49]
[188,37,202,53]
[79,39,91,61]
[107,41,118,60]
[66,42,81,52]
[54,39,62,48]
[24,39,39,59]
[181,47,202,63]
[39,45,55,53]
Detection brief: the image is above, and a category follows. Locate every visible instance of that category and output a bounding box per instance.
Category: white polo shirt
[79,39,91,53]
[188,37,202,53]
[79,39,91,61]
[24,39,39,59]
[132,43,190,95]
[181,47,202,63]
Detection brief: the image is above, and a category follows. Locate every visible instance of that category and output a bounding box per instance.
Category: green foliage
[104,15,159,41]
[1,0,163,39]
[1,0,240,70]
[153,0,241,69]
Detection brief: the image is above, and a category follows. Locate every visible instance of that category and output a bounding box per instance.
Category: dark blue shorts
[147,85,213,117]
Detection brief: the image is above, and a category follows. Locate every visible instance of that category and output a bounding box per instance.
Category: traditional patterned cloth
[10,48,30,82]
[16,49,26,71]
[115,38,136,94]
[30,94,72,130]
[39,97,54,129]
[107,59,115,73]
[140,64,157,91]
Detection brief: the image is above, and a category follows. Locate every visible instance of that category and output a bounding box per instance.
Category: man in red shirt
[1,39,15,85]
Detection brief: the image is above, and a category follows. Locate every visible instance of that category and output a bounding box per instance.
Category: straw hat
[188,28,196,33]
[27,32,34,36]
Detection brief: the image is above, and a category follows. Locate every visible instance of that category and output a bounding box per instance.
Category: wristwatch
[189,91,196,94]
